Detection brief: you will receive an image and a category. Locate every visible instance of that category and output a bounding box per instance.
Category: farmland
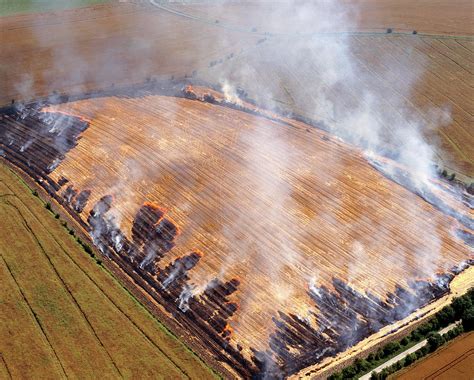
[0,0,112,16]
[168,0,474,35]
[199,33,474,177]
[395,332,474,380]
[0,161,216,379]
[0,81,471,376]
[0,1,472,177]
[0,0,473,378]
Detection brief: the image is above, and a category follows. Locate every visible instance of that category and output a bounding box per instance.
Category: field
[0,0,112,16]
[394,332,474,380]
[1,1,471,177]
[0,0,473,378]
[0,2,259,106]
[169,0,473,35]
[0,82,470,376]
[0,161,216,379]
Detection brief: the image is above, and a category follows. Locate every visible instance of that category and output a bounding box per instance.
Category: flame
[143,201,167,214]
[192,249,204,258]
[41,108,91,124]
[184,85,194,93]
[222,323,234,337]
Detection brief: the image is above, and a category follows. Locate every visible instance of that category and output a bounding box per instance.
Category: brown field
[169,0,474,35]
[395,332,474,380]
[1,1,471,176]
[0,2,259,105]
[35,90,471,371]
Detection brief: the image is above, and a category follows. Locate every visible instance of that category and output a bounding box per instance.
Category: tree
[437,305,455,326]
[404,353,416,366]
[462,307,474,331]
[354,358,370,373]
[400,337,409,346]
[452,296,472,319]
[427,333,444,352]
[383,341,400,356]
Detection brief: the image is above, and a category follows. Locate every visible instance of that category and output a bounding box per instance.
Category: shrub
[96,258,102,266]
[427,333,445,352]
[69,229,75,236]
[45,202,52,211]
[383,341,400,356]
[404,353,416,366]
[400,337,409,346]
[452,296,472,319]
[437,305,455,327]
[55,213,60,219]
[32,190,38,196]
[462,307,474,331]
[341,365,356,378]
[354,358,370,372]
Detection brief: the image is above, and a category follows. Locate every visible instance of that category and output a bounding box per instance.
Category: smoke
[221,80,243,106]
[184,0,469,354]
[5,0,471,368]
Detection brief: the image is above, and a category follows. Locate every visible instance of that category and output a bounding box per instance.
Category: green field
[0,0,112,16]
[0,162,217,379]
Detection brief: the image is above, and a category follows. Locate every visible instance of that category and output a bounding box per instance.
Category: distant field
[0,0,112,16]
[0,162,216,379]
[395,332,474,380]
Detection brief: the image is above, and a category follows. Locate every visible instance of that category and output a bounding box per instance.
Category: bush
[96,258,102,266]
[462,307,474,331]
[83,244,93,255]
[55,213,60,219]
[427,333,445,352]
[341,365,357,378]
[45,202,52,211]
[354,358,370,372]
[400,337,409,346]
[404,353,416,366]
[32,190,38,196]
[452,296,472,320]
[383,342,400,356]
[437,305,455,327]
[69,229,75,236]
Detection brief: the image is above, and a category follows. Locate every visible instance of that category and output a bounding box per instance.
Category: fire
[222,323,234,338]
[143,201,167,214]
[41,107,91,123]
[192,249,204,258]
